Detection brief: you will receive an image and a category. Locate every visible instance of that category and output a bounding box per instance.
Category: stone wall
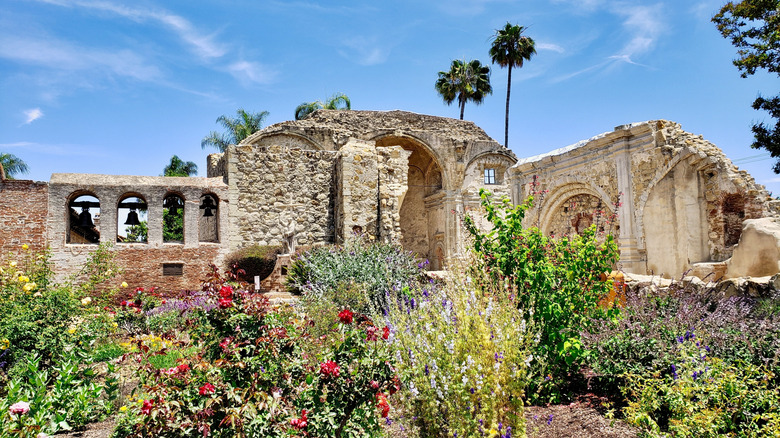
[336,139,380,241]
[227,144,337,250]
[0,179,49,256]
[377,146,411,243]
[47,174,229,293]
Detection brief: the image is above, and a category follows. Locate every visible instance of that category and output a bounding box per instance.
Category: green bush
[623,329,780,437]
[225,245,282,283]
[464,190,619,403]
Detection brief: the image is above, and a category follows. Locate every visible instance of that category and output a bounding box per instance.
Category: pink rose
[9,401,30,415]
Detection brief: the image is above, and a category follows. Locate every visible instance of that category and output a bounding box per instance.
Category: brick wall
[0,180,49,257]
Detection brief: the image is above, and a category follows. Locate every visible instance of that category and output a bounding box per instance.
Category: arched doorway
[375,136,445,267]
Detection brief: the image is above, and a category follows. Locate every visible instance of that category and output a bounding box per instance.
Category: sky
[2,0,779,194]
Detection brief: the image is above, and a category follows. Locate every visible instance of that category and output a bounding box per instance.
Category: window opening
[117,195,148,243]
[163,194,185,243]
[199,194,219,243]
[484,168,496,184]
[68,194,100,244]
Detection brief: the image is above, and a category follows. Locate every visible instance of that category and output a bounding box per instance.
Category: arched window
[68,194,100,244]
[199,194,219,243]
[163,194,185,243]
[117,195,148,243]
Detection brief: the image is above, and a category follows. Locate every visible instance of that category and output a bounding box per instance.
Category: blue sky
[2,0,779,193]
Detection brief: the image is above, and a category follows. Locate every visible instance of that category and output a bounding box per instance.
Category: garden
[1,190,779,437]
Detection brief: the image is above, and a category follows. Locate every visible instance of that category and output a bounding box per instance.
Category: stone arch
[163,192,185,244]
[374,134,445,263]
[371,133,449,190]
[463,152,515,191]
[539,181,613,235]
[116,193,148,243]
[247,132,324,151]
[199,192,220,243]
[67,191,101,244]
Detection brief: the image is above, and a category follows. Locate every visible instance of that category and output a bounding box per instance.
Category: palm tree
[294,93,351,120]
[163,155,198,177]
[201,109,270,151]
[0,153,29,180]
[435,59,492,120]
[490,23,536,148]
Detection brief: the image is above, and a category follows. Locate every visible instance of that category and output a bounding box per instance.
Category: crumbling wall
[228,145,336,250]
[336,139,379,242]
[377,146,411,243]
[0,179,49,256]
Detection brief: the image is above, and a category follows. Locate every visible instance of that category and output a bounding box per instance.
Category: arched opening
[117,195,148,243]
[376,136,444,264]
[163,193,185,244]
[68,193,100,244]
[199,194,219,243]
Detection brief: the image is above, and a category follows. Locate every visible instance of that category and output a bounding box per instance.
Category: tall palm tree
[163,155,198,177]
[294,93,351,120]
[490,23,536,148]
[435,59,492,120]
[0,153,29,180]
[201,109,270,151]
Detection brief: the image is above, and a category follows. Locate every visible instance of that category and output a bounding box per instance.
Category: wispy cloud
[23,108,44,124]
[537,42,565,53]
[339,36,393,66]
[0,141,100,156]
[33,0,226,59]
[227,61,277,85]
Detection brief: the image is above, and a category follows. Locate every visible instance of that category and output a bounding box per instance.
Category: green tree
[201,109,269,152]
[0,153,29,179]
[294,92,351,120]
[435,59,492,120]
[713,0,780,172]
[163,209,183,242]
[125,221,147,243]
[490,23,536,148]
[162,155,198,177]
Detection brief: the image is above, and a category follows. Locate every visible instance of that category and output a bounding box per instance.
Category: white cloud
[537,42,565,53]
[612,3,665,62]
[23,108,44,124]
[227,61,277,85]
[339,36,392,66]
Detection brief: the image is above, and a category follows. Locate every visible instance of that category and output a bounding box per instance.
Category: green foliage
[0,352,119,437]
[225,245,283,282]
[162,209,183,242]
[0,153,29,179]
[713,0,780,172]
[124,221,147,243]
[162,155,197,177]
[287,236,425,314]
[294,92,351,120]
[435,59,492,120]
[387,270,530,437]
[464,189,619,403]
[623,331,780,437]
[201,108,269,152]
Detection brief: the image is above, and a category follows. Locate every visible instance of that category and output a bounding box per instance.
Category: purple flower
[547,414,553,425]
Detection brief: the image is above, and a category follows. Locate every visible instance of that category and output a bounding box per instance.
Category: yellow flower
[81,297,92,306]
[22,244,28,250]
[23,282,36,292]
[112,322,118,328]
[121,282,128,288]
[119,406,127,412]
[17,275,29,283]
[67,328,77,335]
[0,339,9,350]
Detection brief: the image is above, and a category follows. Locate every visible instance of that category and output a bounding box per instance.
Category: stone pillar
[442,192,463,267]
[336,139,379,243]
[615,140,645,272]
[377,146,411,243]
[146,191,163,246]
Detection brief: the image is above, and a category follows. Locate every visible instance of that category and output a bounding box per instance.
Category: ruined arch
[374,134,445,263]
[247,132,324,151]
[539,182,613,236]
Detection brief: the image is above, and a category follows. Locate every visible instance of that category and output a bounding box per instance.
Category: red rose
[161,300,166,305]
[140,399,153,415]
[219,285,233,299]
[199,383,216,395]
[338,309,353,324]
[120,301,127,307]
[290,409,308,430]
[376,393,390,418]
[319,360,340,378]
[176,364,190,373]
[218,298,233,309]
[382,326,390,340]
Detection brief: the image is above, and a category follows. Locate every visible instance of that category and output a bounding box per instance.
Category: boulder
[726,218,780,278]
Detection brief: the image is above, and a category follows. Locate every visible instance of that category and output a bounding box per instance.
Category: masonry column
[615,138,645,272]
[336,139,379,242]
[377,146,411,243]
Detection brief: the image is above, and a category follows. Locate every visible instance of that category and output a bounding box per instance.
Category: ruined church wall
[228,145,336,250]
[0,179,49,256]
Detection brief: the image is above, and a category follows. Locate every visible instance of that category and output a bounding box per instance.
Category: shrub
[386,269,531,437]
[225,245,283,283]
[623,329,780,437]
[287,236,425,313]
[464,190,619,403]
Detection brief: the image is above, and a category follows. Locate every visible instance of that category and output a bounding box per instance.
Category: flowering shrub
[623,330,780,437]
[464,190,619,403]
[386,270,532,437]
[114,267,398,437]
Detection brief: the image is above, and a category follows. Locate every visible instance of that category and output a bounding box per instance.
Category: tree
[294,93,351,120]
[490,23,536,148]
[0,153,29,179]
[713,0,780,172]
[435,59,492,120]
[201,109,269,152]
[163,155,198,177]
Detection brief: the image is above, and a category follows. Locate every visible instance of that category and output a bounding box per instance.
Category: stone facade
[509,120,779,278]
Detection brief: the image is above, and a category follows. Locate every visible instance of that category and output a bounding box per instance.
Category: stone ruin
[1,111,779,294]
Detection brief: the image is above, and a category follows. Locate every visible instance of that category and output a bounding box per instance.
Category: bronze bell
[125,209,141,226]
[200,196,216,217]
[78,207,94,228]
